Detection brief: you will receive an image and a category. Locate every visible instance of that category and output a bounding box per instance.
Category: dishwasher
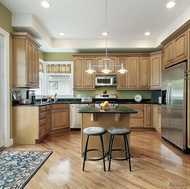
[70,104,88,129]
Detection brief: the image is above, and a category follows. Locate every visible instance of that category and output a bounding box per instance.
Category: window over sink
[34,60,73,98]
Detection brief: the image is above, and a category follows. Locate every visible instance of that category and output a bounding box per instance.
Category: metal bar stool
[82,126,107,171]
[107,127,131,171]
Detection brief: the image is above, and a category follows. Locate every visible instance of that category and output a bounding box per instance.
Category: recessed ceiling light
[144,32,151,36]
[166,1,176,8]
[102,32,109,36]
[41,1,51,8]
[60,32,66,36]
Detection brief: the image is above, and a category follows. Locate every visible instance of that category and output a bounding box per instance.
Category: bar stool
[82,126,107,171]
[107,127,131,171]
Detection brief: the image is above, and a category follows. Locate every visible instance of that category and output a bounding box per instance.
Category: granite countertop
[77,106,138,114]
[12,98,161,106]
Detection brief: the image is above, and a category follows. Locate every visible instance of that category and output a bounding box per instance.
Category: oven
[94,94,118,109]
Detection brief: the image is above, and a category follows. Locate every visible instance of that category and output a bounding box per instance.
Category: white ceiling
[1,0,190,53]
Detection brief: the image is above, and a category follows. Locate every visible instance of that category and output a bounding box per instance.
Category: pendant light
[85,0,127,74]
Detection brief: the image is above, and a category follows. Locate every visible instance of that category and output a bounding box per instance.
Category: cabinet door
[144,104,152,128]
[150,53,162,89]
[122,104,144,128]
[127,57,139,89]
[157,105,161,133]
[73,58,83,89]
[83,58,95,89]
[52,109,68,130]
[164,41,174,68]
[95,56,116,73]
[116,58,128,89]
[46,105,52,133]
[139,57,150,89]
[174,31,187,62]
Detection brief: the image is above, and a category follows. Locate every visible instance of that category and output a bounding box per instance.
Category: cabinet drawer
[51,104,68,110]
[39,125,46,138]
[127,104,144,109]
[39,119,46,126]
[130,108,143,118]
[130,119,144,128]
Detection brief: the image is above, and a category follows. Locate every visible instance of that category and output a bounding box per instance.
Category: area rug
[0,150,53,189]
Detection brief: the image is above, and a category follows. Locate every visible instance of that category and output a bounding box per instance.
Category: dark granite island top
[78,106,137,114]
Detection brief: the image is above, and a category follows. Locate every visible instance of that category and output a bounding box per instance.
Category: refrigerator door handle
[168,84,171,114]
[166,84,170,113]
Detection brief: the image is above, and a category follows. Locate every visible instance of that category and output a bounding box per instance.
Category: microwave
[95,75,117,86]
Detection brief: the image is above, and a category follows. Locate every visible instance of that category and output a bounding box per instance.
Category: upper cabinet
[163,30,188,68]
[150,52,162,89]
[12,32,40,88]
[117,56,150,90]
[73,56,95,90]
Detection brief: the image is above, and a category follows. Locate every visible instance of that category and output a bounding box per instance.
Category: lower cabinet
[121,104,152,129]
[13,104,69,144]
[51,104,69,131]
[152,104,161,133]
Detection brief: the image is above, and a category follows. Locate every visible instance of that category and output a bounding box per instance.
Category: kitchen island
[78,106,137,156]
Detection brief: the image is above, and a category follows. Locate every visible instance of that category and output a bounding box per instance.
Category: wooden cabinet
[150,52,162,89]
[95,56,116,74]
[13,106,39,144]
[152,105,161,133]
[51,104,69,131]
[116,57,128,89]
[144,104,152,128]
[73,57,95,90]
[12,32,40,88]
[117,56,150,90]
[122,104,144,128]
[121,104,152,129]
[13,105,52,144]
[163,30,187,68]
[139,57,150,89]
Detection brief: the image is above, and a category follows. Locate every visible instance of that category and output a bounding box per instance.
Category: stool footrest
[83,149,107,161]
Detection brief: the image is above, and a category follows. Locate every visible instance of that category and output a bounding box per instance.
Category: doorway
[0,34,3,147]
[0,28,12,147]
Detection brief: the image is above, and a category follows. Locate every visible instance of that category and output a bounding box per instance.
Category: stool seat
[83,127,106,135]
[108,127,131,135]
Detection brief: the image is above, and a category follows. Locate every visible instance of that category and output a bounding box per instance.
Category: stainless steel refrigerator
[161,61,188,152]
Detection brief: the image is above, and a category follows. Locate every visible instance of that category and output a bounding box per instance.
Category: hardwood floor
[7,130,190,189]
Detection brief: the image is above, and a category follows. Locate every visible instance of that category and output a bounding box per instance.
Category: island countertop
[77,105,137,114]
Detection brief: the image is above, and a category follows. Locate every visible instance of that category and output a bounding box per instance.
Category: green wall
[74,88,153,99]
[0,3,14,32]
[43,52,75,61]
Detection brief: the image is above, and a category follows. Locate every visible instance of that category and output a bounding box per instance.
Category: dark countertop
[12,98,161,106]
[77,106,138,114]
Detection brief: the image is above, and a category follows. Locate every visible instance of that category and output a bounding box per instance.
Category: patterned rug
[0,150,53,189]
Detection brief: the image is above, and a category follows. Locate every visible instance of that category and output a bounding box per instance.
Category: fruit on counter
[100,101,110,108]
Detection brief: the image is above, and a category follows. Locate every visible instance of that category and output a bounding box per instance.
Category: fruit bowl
[101,106,110,110]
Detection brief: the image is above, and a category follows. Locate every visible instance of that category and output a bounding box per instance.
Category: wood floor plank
[7,130,190,189]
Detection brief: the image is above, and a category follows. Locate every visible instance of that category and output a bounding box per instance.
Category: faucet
[54,93,58,103]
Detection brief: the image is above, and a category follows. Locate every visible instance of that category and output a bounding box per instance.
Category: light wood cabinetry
[51,104,69,131]
[122,104,152,129]
[150,52,162,89]
[73,57,95,90]
[163,30,188,68]
[152,105,161,133]
[13,106,39,144]
[39,105,52,138]
[95,56,116,74]
[12,32,40,88]
[144,104,152,128]
[117,56,150,90]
